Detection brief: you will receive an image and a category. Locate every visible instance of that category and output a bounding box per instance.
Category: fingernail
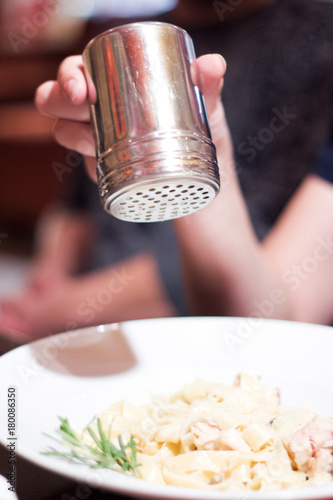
[65,79,79,102]
[217,53,227,72]
[190,59,200,87]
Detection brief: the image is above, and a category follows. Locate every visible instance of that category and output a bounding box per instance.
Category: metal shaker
[82,22,220,223]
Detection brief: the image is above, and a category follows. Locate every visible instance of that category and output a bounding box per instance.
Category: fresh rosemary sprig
[42,416,139,475]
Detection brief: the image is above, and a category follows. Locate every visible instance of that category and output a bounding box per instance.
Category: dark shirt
[181,0,333,238]
[66,0,333,313]
[313,140,333,184]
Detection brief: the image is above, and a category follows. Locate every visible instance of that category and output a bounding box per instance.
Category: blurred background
[0,0,176,300]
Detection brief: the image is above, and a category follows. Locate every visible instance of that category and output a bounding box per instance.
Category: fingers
[35,54,98,182]
[35,81,90,121]
[35,55,90,121]
[57,55,87,103]
[53,119,95,156]
[36,52,229,187]
[84,156,98,182]
[53,118,98,180]
[53,119,98,181]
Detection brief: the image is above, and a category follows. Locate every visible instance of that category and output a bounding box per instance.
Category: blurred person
[1,0,333,340]
[0,166,184,338]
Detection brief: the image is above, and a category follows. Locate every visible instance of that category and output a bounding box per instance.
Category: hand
[191,54,233,163]
[26,260,68,294]
[35,54,232,181]
[0,279,73,339]
[35,55,98,180]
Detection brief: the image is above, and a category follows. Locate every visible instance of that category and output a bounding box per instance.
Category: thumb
[191,54,226,117]
[191,54,233,158]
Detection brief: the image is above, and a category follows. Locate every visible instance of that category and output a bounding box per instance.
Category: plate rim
[0,316,332,500]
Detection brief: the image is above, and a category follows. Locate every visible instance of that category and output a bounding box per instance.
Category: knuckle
[34,81,51,113]
[57,55,82,83]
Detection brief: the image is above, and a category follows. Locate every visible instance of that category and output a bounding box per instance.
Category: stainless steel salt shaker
[82,21,220,223]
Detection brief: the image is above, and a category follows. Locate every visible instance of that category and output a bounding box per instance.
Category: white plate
[0,475,18,500]
[0,317,332,500]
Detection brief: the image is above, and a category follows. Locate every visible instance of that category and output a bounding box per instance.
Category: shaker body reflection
[83,22,220,222]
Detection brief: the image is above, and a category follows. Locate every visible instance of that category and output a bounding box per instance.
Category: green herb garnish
[42,416,139,475]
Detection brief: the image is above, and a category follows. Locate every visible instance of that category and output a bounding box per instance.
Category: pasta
[83,373,333,491]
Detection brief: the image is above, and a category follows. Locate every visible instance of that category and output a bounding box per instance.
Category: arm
[62,253,176,330]
[35,54,333,326]
[175,56,333,324]
[0,253,175,338]
[174,56,292,320]
[263,174,333,324]
[175,57,333,324]
[175,172,333,324]
[31,206,93,278]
